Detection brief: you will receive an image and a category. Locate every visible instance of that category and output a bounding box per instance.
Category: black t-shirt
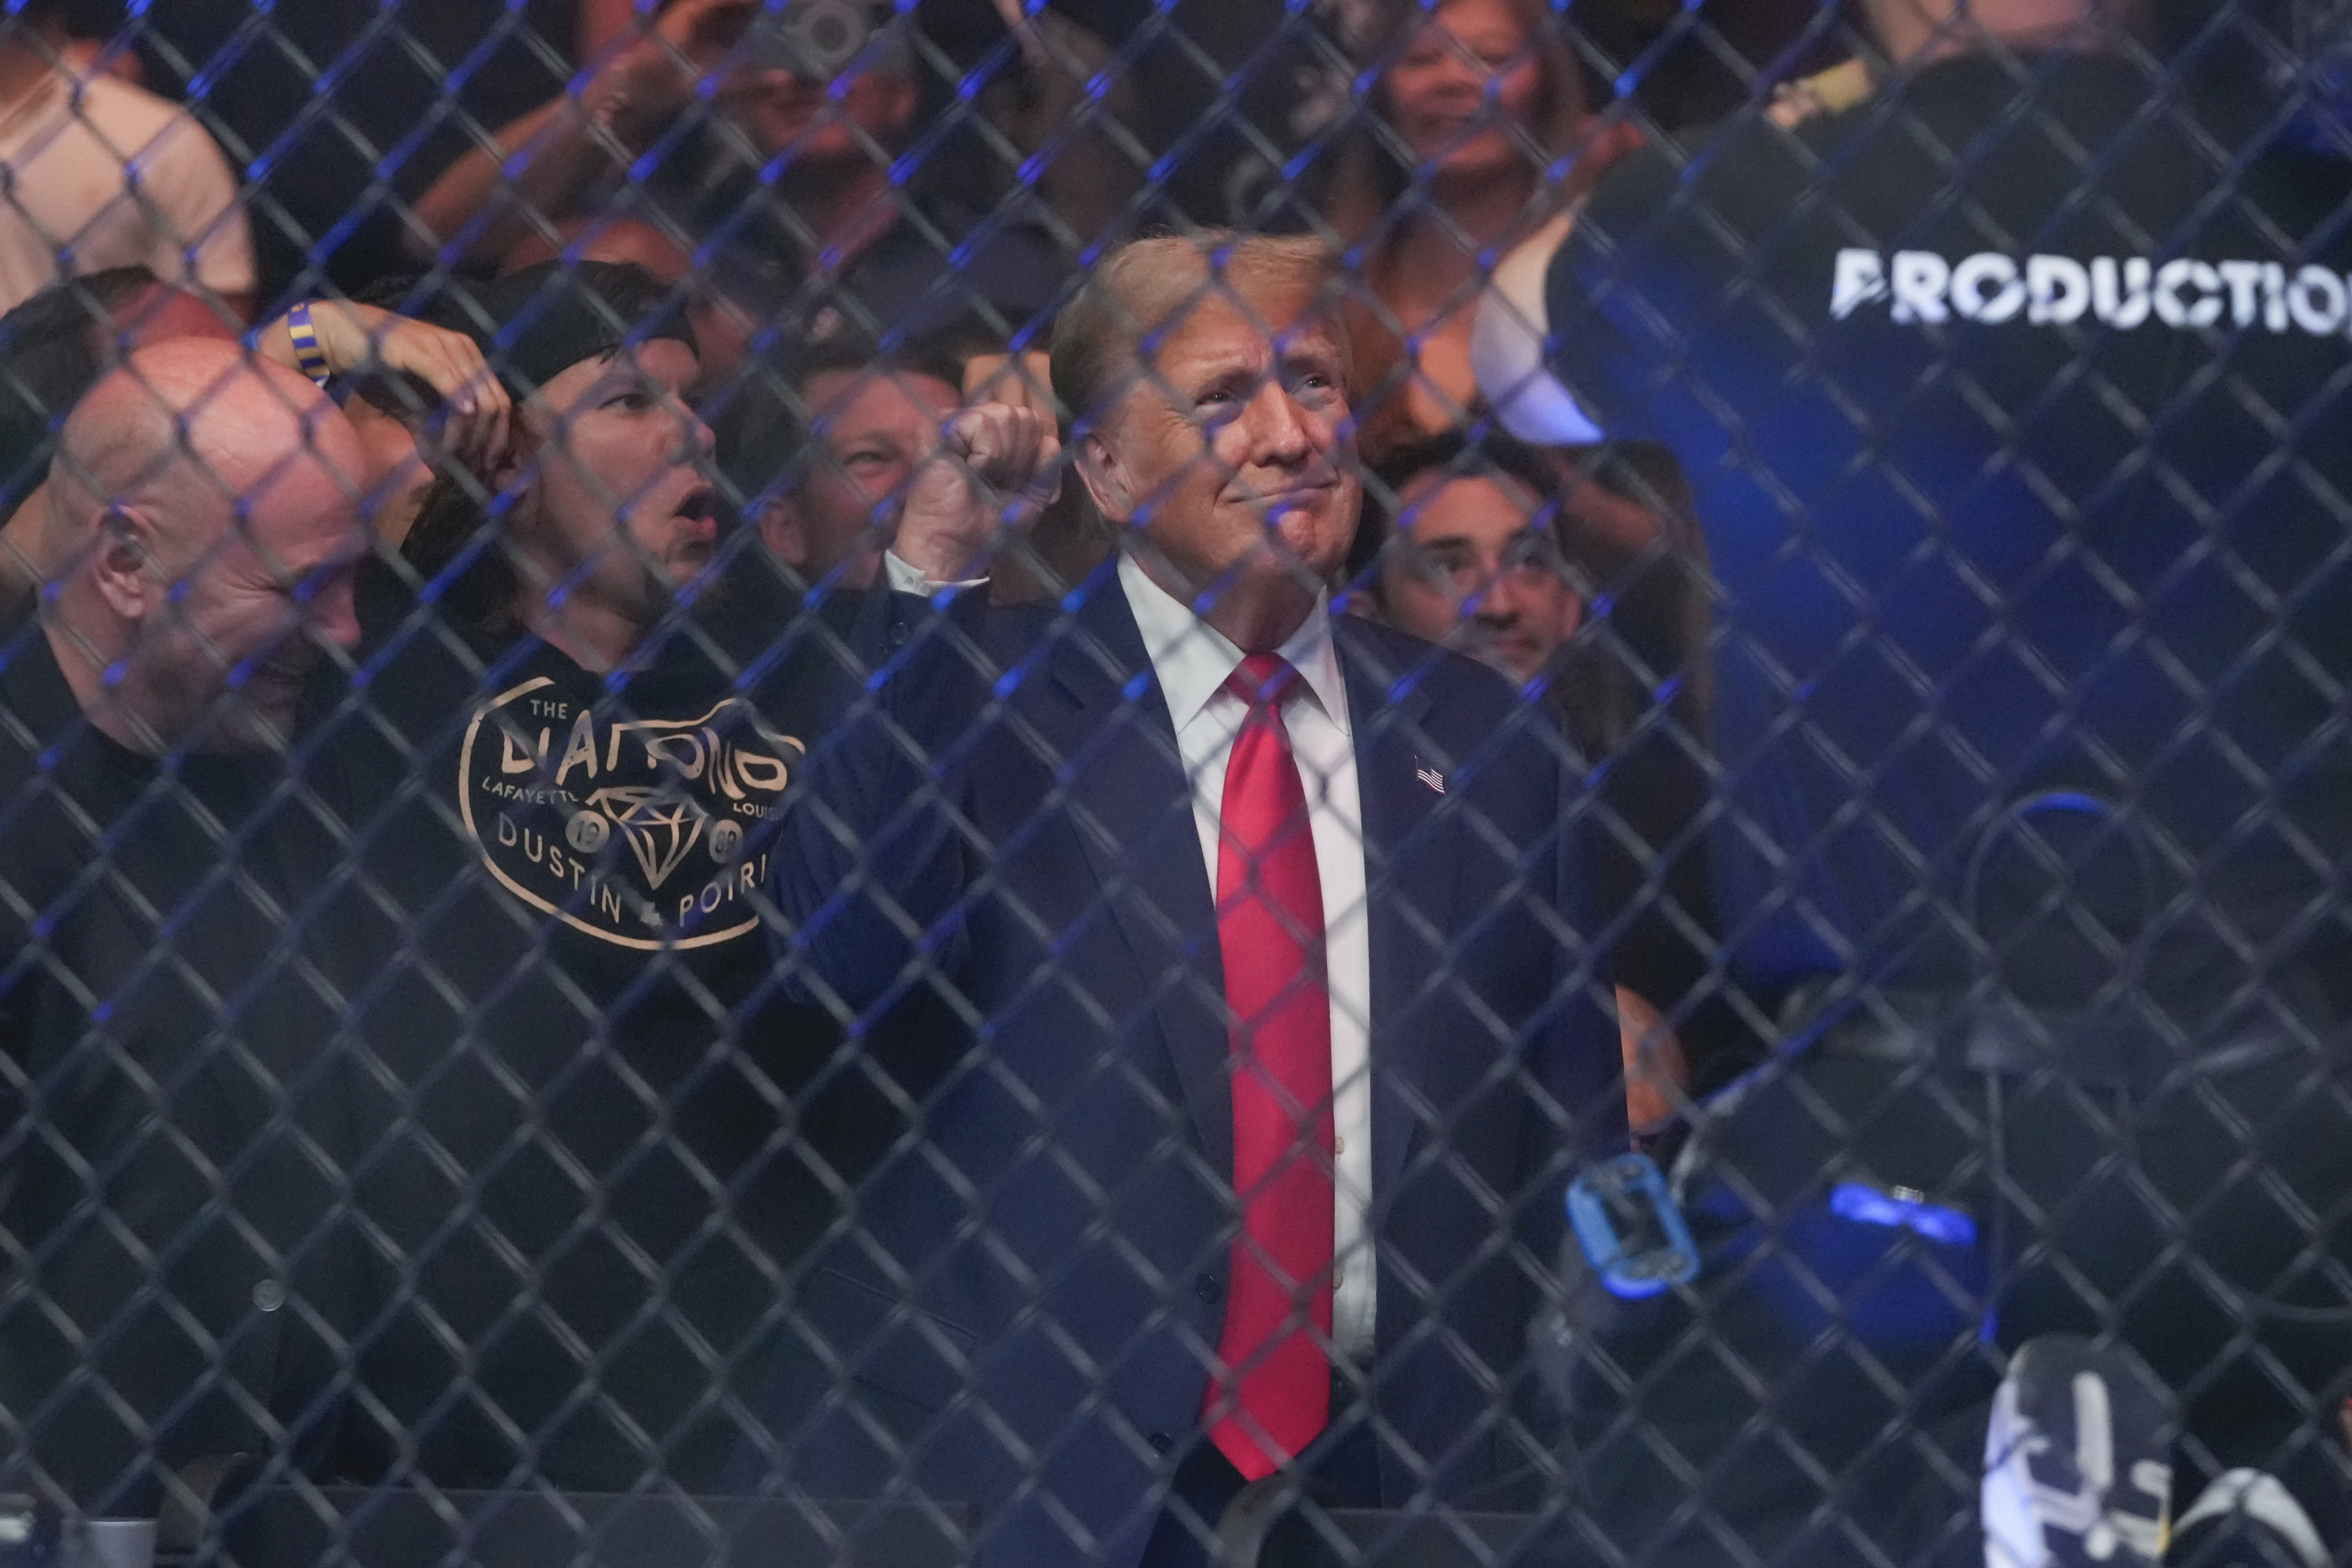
[1545,53,2352,1027]
[307,593,868,1492]
[0,619,367,1512]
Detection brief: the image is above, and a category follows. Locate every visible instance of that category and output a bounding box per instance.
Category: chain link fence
[0,0,2345,1564]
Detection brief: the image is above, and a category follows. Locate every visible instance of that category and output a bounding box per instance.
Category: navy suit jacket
[748,570,1625,1566]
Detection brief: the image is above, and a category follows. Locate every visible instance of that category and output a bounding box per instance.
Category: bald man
[0,340,375,1516]
[39,340,366,754]
[39,341,367,752]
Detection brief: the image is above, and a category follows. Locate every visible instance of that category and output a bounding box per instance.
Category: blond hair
[1049,231,1352,430]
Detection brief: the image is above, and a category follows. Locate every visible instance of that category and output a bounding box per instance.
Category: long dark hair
[0,266,163,514]
[401,468,527,643]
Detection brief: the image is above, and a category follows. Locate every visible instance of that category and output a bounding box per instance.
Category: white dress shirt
[1117,552,1378,1362]
[882,551,989,594]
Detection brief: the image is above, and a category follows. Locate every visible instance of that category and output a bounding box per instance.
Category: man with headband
[303,259,1055,1492]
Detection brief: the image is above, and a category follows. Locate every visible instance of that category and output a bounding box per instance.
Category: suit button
[1148,1432,1173,1453]
[1194,1275,1224,1306]
[251,1280,285,1313]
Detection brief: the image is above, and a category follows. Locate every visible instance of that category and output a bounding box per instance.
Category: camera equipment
[741,0,883,80]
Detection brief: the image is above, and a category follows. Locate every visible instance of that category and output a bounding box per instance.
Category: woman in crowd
[1318,0,1638,458]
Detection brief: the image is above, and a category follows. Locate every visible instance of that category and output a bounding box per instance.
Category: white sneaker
[1984,1335,2176,1568]
[2169,1470,2326,1568]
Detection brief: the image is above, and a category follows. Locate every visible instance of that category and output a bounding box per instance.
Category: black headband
[425,260,699,398]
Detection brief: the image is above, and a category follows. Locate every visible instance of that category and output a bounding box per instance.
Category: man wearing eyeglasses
[1352,435,1583,689]
[1347,429,1749,1136]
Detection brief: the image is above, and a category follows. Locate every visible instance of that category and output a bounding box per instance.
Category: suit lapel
[1337,624,1463,1208]
[1032,581,1234,1175]
[1029,600,1477,1199]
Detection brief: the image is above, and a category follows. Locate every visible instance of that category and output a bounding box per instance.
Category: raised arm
[403,0,752,269]
[776,395,1057,1010]
[254,300,513,478]
[889,399,1061,584]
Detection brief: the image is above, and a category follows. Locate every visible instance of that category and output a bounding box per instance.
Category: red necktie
[1202,653,1335,1480]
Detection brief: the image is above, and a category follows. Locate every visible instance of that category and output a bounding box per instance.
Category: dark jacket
[0,618,368,1514]
[1546,52,2352,1027]
[744,571,1627,1568]
[1539,47,2352,1556]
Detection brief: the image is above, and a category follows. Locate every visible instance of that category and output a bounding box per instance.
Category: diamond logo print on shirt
[583,785,707,891]
[456,674,807,950]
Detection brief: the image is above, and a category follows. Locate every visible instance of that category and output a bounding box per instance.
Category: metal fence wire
[0,0,2346,1564]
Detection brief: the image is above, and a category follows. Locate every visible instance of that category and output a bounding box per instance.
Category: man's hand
[359,314,511,479]
[258,302,511,477]
[592,0,754,145]
[962,350,1056,419]
[893,401,1061,586]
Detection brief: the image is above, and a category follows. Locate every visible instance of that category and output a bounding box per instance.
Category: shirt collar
[1116,551,1350,738]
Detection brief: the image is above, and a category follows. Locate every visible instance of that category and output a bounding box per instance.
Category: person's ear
[760,495,809,568]
[88,506,162,623]
[488,415,538,496]
[1077,429,1136,524]
[491,418,546,551]
[1556,589,1583,642]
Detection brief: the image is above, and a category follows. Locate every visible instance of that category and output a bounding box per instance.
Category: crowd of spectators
[0,0,2342,1565]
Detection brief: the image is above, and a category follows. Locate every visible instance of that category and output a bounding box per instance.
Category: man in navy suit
[745,232,1625,1567]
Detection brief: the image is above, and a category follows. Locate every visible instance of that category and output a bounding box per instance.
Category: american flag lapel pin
[1416,764,1446,795]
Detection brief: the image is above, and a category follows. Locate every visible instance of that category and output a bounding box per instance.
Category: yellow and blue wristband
[285,300,331,386]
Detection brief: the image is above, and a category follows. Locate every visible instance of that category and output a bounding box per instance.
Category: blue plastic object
[1828,1180,1979,1248]
[1567,1153,1701,1299]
